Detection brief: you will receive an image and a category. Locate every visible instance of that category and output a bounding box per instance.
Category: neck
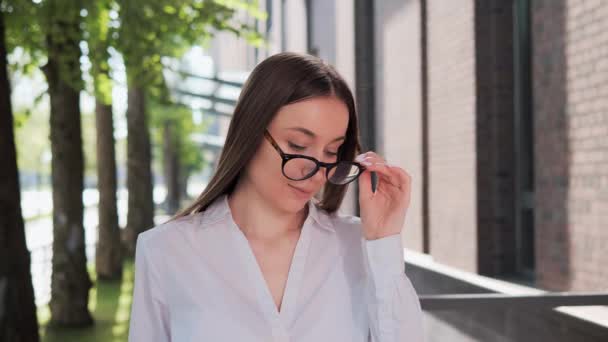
[227,181,308,241]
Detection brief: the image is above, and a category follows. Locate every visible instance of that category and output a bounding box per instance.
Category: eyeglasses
[263,129,365,185]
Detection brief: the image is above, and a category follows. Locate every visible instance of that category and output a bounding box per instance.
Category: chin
[259,182,316,211]
[265,184,309,211]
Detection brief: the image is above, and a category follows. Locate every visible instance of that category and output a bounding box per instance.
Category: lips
[289,185,314,196]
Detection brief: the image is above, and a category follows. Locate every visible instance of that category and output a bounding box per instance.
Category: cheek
[247,150,286,189]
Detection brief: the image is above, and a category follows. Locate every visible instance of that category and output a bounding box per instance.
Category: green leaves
[2,0,86,91]
[114,0,265,88]
[83,1,114,103]
[3,0,46,74]
[3,0,266,94]
[163,5,176,14]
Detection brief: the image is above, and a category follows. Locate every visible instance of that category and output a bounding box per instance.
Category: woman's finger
[391,166,411,188]
[355,151,407,189]
[361,162,401,188]
[356,152,386,164]
[388,166,412,202]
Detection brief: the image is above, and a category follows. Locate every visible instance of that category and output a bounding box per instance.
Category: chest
[165,225,370,341]
[248,233,300,312]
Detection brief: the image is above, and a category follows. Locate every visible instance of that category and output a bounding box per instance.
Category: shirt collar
[201,193,335,233]
[306,196,335,233]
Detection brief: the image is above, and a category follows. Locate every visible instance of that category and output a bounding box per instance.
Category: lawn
[37,259,135,342]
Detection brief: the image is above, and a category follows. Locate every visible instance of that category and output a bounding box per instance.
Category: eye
[326,144,342,157]
[288,142,305,151]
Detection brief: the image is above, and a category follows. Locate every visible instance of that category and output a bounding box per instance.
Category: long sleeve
[363,233,425,342]
[129,233,171,342]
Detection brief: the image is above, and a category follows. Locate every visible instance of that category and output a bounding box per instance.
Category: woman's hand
[355,152,412,240]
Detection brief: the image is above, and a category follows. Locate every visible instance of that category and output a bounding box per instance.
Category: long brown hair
[172,52,362,220]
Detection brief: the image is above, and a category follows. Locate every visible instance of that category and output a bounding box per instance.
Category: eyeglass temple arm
[264,130,285,156]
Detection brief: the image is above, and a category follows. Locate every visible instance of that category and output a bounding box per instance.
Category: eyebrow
[286,127,345,142]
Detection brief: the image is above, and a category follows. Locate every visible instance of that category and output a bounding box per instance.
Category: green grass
[37,259,135,342]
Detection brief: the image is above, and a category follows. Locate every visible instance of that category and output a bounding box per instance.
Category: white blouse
[128,194,424,342]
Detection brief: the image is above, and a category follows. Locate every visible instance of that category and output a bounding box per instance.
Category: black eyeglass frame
[263,129,366,185]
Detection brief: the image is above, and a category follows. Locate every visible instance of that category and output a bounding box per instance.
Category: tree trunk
[94,100,122,280]
[88,2,122,280]
[179,167,190,202]
[0,11,40,342]
[163,121,180,215]
[42,19,93,327]
[123,85,155,256]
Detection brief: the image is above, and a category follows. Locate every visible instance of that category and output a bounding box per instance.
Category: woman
[128,52,424,341]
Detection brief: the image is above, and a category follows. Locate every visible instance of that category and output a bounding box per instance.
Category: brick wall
[373,0,425,252]
[296,0,608,292]
[334,0,358,216]
[426,0,478,272]
[382,0,518,274]
[534,0,608,291]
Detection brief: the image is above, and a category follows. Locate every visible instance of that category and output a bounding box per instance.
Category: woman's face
[244,95,350,213]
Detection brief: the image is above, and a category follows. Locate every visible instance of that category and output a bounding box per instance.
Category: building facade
[207,1,608,340]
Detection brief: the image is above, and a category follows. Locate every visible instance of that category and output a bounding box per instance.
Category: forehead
[271,96,349,138]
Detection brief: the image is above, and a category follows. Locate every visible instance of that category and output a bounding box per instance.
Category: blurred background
[1,0,607,341]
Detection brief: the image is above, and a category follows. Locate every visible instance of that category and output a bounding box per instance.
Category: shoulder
[136,212,205,251]
[135,196,231,258]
